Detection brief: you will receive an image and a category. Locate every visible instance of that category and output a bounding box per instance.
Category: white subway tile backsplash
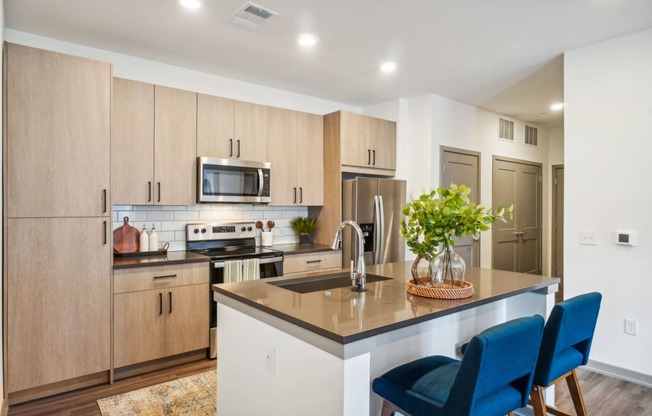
[113,204,309,250]
[148,211,175,221]
[174,210,200,221]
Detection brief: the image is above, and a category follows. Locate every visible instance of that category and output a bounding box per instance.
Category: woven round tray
[406,277,474,299]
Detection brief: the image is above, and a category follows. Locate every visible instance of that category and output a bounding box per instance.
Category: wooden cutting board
[113,217,140,253]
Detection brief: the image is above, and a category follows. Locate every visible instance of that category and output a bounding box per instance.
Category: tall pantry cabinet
[3,43,112,398]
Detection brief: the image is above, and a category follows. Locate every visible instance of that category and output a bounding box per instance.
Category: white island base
[215,283,556,416]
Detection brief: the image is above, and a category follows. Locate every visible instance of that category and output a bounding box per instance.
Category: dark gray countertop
[113,251,209,269]
[213,261,559,344]
[272,243,336,255]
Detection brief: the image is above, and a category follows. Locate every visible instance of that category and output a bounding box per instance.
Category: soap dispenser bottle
[149,223,159,252]
[139,224,150,252]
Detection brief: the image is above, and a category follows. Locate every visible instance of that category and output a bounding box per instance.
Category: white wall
[565,27,652,380]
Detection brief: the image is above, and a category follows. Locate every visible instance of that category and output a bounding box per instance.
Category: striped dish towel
[242,258,260,281]
[223,260,242,283]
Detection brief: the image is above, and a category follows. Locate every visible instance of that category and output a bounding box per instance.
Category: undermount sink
[268,272,392,294]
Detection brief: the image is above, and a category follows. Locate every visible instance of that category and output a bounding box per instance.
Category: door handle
[229,139,233,157]
[103,221,107,245]
[169,292,172,314]
[102,189,107,213]
[299,187,303,204]
[293,187,297,204]
[372,150,376,166]
[368,149,371,165]
[159,293,163,315]
[157,182,161,203]
[237,139,241,158]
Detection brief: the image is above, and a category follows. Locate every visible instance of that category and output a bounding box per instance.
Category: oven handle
[212,256,284,269]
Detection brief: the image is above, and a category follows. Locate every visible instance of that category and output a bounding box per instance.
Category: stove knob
[193,228,199,234]
[247,226,252,231]
[241,226,247,232]
[201,228,207,234]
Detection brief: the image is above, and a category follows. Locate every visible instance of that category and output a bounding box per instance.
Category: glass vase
[430,245,466,285]
[410,254,431,282]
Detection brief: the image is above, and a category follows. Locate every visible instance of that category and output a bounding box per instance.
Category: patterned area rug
[97,371,216,415]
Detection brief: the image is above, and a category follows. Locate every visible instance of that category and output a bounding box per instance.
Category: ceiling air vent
[227,2,279,30]
[525,125,538,146]
[498,118,514,141]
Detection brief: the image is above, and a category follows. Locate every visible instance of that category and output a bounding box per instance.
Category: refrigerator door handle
[374,195,385,264]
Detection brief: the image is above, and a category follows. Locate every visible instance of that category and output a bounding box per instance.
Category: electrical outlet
[580,230,598,246]
[625,318,638,336]
[265,345,276,373]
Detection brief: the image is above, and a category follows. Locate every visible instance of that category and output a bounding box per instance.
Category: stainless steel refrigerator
[341,177,406,268]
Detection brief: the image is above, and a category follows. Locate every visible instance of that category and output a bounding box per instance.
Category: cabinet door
[7,218,111,393]
[112,78,155,204]
[297,112,324,205]
[5,43,111,218]
[339,112,371,168]
[370,117,397,170]
[114,290,165,368]
[197,94,236,159]
[154,86,197,205]
[234,101,268,161]
[268,107,298,205]
[164,284,210,357]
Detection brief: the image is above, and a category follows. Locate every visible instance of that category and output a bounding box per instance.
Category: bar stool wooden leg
[566,369,588,416]
[530,384,547,416]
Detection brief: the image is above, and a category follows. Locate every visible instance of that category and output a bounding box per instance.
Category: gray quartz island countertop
[212,261,559,344]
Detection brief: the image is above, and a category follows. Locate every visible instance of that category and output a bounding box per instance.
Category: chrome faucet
[332,220,367,292]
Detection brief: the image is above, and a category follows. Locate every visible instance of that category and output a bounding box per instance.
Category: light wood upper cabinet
[268,109,323,206]
[112,78,155,205]
[336,111,397,174]
[297,112,324,205]
[197,94,268,161]
[154,85,197,205]
[5,43,111,218]
[7,217,111,393]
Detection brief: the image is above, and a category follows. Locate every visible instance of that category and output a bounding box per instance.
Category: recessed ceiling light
[550,102,565,111]
[298,34,318,48]
[180,0,202,10]
[380,61,397,73]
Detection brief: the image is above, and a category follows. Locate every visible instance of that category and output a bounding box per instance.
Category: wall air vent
[227,2,279,30]
[525,125,538,146]
[498,118,514,141]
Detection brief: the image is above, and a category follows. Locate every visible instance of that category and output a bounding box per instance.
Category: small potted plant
[401,184,512,292]
[289,216,318,245]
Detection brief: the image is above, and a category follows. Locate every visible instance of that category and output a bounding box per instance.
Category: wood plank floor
[7,362,651,415]
[7,359,216,416]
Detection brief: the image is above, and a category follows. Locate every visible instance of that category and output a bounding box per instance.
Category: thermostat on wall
[614,231,637,246]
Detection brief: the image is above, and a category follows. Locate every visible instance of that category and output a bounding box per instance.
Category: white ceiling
[5,0,652,128]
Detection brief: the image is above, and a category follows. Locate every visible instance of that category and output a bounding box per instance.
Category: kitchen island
[213,262,559,416]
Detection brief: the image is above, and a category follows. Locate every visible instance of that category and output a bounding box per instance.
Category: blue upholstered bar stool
[372,316,545,416]
[530,292,602,416]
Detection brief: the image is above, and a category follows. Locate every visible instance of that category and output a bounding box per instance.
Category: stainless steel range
[186,221,284,358]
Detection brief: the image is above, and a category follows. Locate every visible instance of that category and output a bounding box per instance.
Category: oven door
[209,254,283,359]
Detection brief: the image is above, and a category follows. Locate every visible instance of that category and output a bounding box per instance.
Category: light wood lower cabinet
[6,218,111,393]
[283,251,342,276]
[113,263,209,368]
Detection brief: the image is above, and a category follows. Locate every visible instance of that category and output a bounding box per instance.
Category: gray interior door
[441,148,480,267]
[552,165,564,301]
[492,158,542,274]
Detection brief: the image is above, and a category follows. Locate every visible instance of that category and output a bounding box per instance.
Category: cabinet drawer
[114,262,208,294]
[283,251,342,275]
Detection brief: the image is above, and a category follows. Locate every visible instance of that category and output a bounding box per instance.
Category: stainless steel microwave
[197,157,271,204]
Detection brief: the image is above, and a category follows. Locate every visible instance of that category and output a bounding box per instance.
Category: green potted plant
[289,216,319,245]
[401,184,512,286]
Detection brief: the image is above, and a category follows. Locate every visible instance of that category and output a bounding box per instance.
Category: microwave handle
[258,169,264,196]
